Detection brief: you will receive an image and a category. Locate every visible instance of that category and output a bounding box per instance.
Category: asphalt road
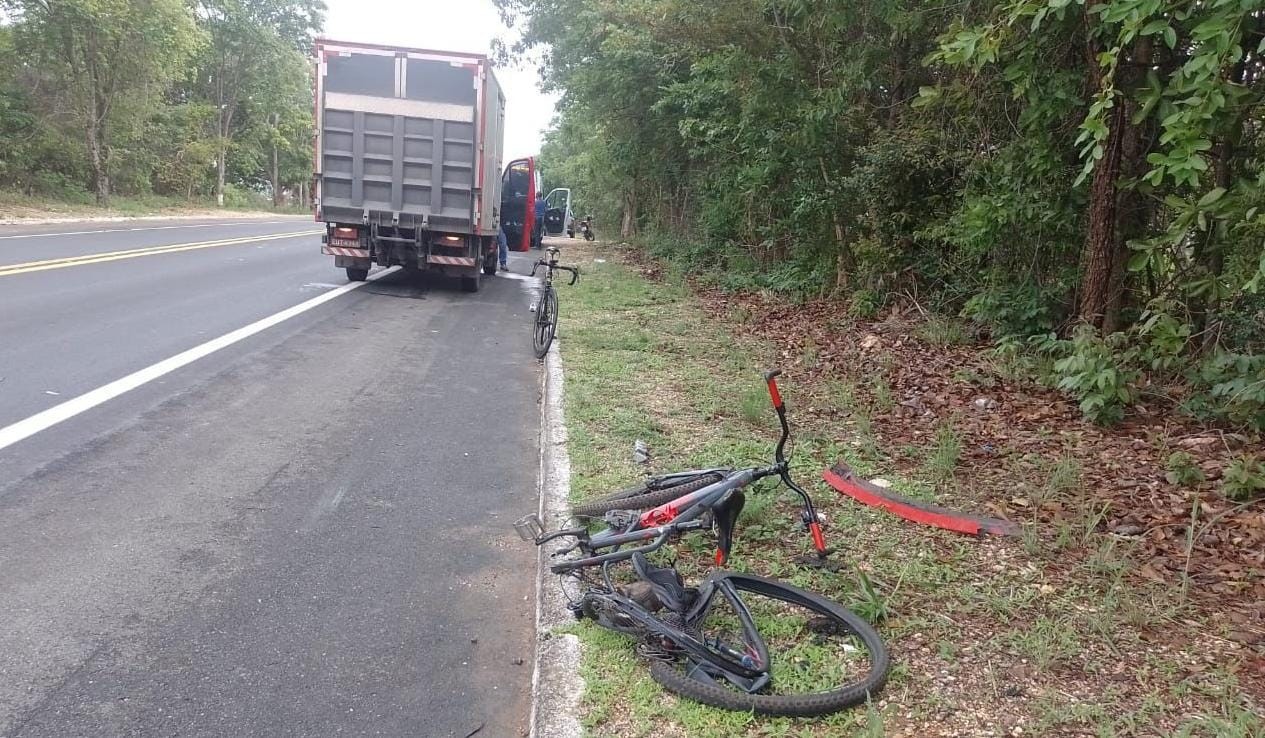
[0,217,541,737]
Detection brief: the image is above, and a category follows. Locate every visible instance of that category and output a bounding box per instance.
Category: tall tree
[1,0,202,204]
[192,0,322,206]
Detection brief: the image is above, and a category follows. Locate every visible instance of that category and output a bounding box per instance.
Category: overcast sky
[322,0,558,161]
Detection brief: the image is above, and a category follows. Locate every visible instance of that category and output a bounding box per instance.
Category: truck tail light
[329,226,360,248]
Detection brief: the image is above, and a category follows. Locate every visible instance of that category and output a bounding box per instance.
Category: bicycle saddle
[630,552,695,613]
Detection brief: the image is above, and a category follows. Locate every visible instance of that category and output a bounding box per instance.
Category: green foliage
[851,570,889,624]
[497,0,1265,432]
[1165,452,1206,487]
[916,317,969,347]
[962,284,1062,339]
[925,422,963,482]
[0,0,321,207]
[1048,327,1141,425]
[1221,455,1265,500]
[1190,352,1265,431]
[849,290,882,320]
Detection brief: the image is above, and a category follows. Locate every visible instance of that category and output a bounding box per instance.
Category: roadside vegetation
[557,241,1261,737]
[495,8,1265,728]
[500,0,1265,440]
[0,189,308,221]
[0,0,321,211]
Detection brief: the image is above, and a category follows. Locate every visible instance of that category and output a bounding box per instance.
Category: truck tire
[482,250,498,275]
[346,267,369,282]
[462,272,481,292]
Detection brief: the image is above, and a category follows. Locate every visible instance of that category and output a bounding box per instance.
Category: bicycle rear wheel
[533,286,558,358]
[570,470,727,517]
[649,572,889,717]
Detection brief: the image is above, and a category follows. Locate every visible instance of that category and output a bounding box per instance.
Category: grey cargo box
[314,40,505,237]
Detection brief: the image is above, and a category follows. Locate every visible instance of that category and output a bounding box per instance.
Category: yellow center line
[0,230,322,277]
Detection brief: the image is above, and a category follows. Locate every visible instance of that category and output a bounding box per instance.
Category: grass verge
[552,239,1262,738]
[0,188,308,220]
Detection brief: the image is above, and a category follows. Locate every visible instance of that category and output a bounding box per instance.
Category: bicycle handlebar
[538,369,828,569]
[530,260,580,285]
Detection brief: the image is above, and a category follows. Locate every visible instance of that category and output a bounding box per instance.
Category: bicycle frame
[517,371,827,574]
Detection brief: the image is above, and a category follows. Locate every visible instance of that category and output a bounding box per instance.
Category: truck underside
[321,222,498,291]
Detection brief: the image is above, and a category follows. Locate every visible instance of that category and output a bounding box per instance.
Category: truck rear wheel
[482,249,498,275]
[346,267,369,282]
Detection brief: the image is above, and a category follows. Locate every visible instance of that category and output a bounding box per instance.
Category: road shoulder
[531,338,585,738]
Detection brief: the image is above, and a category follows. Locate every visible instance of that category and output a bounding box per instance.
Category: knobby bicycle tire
[533,286,558,358]
[648,572,889,717]
[570,471,726,517]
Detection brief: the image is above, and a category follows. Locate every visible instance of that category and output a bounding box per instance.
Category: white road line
[0,220,305,240]
[0,268,397,453]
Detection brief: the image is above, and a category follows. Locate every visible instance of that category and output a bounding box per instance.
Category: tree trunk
[87,121,110,206]
[832,216,854,293]
[272,145,280,208]
[1102,37,1152,334]
[620,188,637,239]
[1078,37,1150,331]
[270,112,281,208]
[216,145,227,208]
[215,105,233,208]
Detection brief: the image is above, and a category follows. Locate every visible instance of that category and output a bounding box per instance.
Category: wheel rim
[653,573,887,712]
[533,289,557,356]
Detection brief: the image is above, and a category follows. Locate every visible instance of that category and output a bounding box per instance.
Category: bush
[1222,455,1265,500]
[850,289,882,319]
[1188,352,1265,431]
[1046,326,1140,425]
[962,283,1060,338]
[1165,451,1205,487]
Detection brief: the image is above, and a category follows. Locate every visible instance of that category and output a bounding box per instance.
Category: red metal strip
[822,463,1019,537]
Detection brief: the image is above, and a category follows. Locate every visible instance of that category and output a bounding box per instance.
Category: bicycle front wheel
[650,572,889,717]
[533,286,558,358]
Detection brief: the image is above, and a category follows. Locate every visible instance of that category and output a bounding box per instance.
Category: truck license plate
[330,238,359,248]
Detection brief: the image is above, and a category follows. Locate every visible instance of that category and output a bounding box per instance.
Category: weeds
[1166,451,1207,487]
[869,374,894,413]
[916,316,969,346]
[925,421,963,482]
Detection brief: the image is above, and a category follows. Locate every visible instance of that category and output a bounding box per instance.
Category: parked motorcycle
[578,215,595,242]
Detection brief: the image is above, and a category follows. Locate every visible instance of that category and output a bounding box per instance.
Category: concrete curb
[529,340,584,738]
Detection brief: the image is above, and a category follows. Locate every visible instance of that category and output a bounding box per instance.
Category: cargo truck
[313,39,506,291]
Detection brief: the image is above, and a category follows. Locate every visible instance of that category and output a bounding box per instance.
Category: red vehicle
[500,156,542,252]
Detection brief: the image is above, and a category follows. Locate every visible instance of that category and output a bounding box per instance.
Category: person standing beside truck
[533,196,546,249]
[498,226,509,271]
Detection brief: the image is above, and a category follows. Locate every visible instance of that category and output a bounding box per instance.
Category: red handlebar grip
[809,521,826,554]
[766,377,783,410]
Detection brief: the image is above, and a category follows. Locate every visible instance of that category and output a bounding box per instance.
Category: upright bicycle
[515,371,890,715]
[530,246,579,358]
